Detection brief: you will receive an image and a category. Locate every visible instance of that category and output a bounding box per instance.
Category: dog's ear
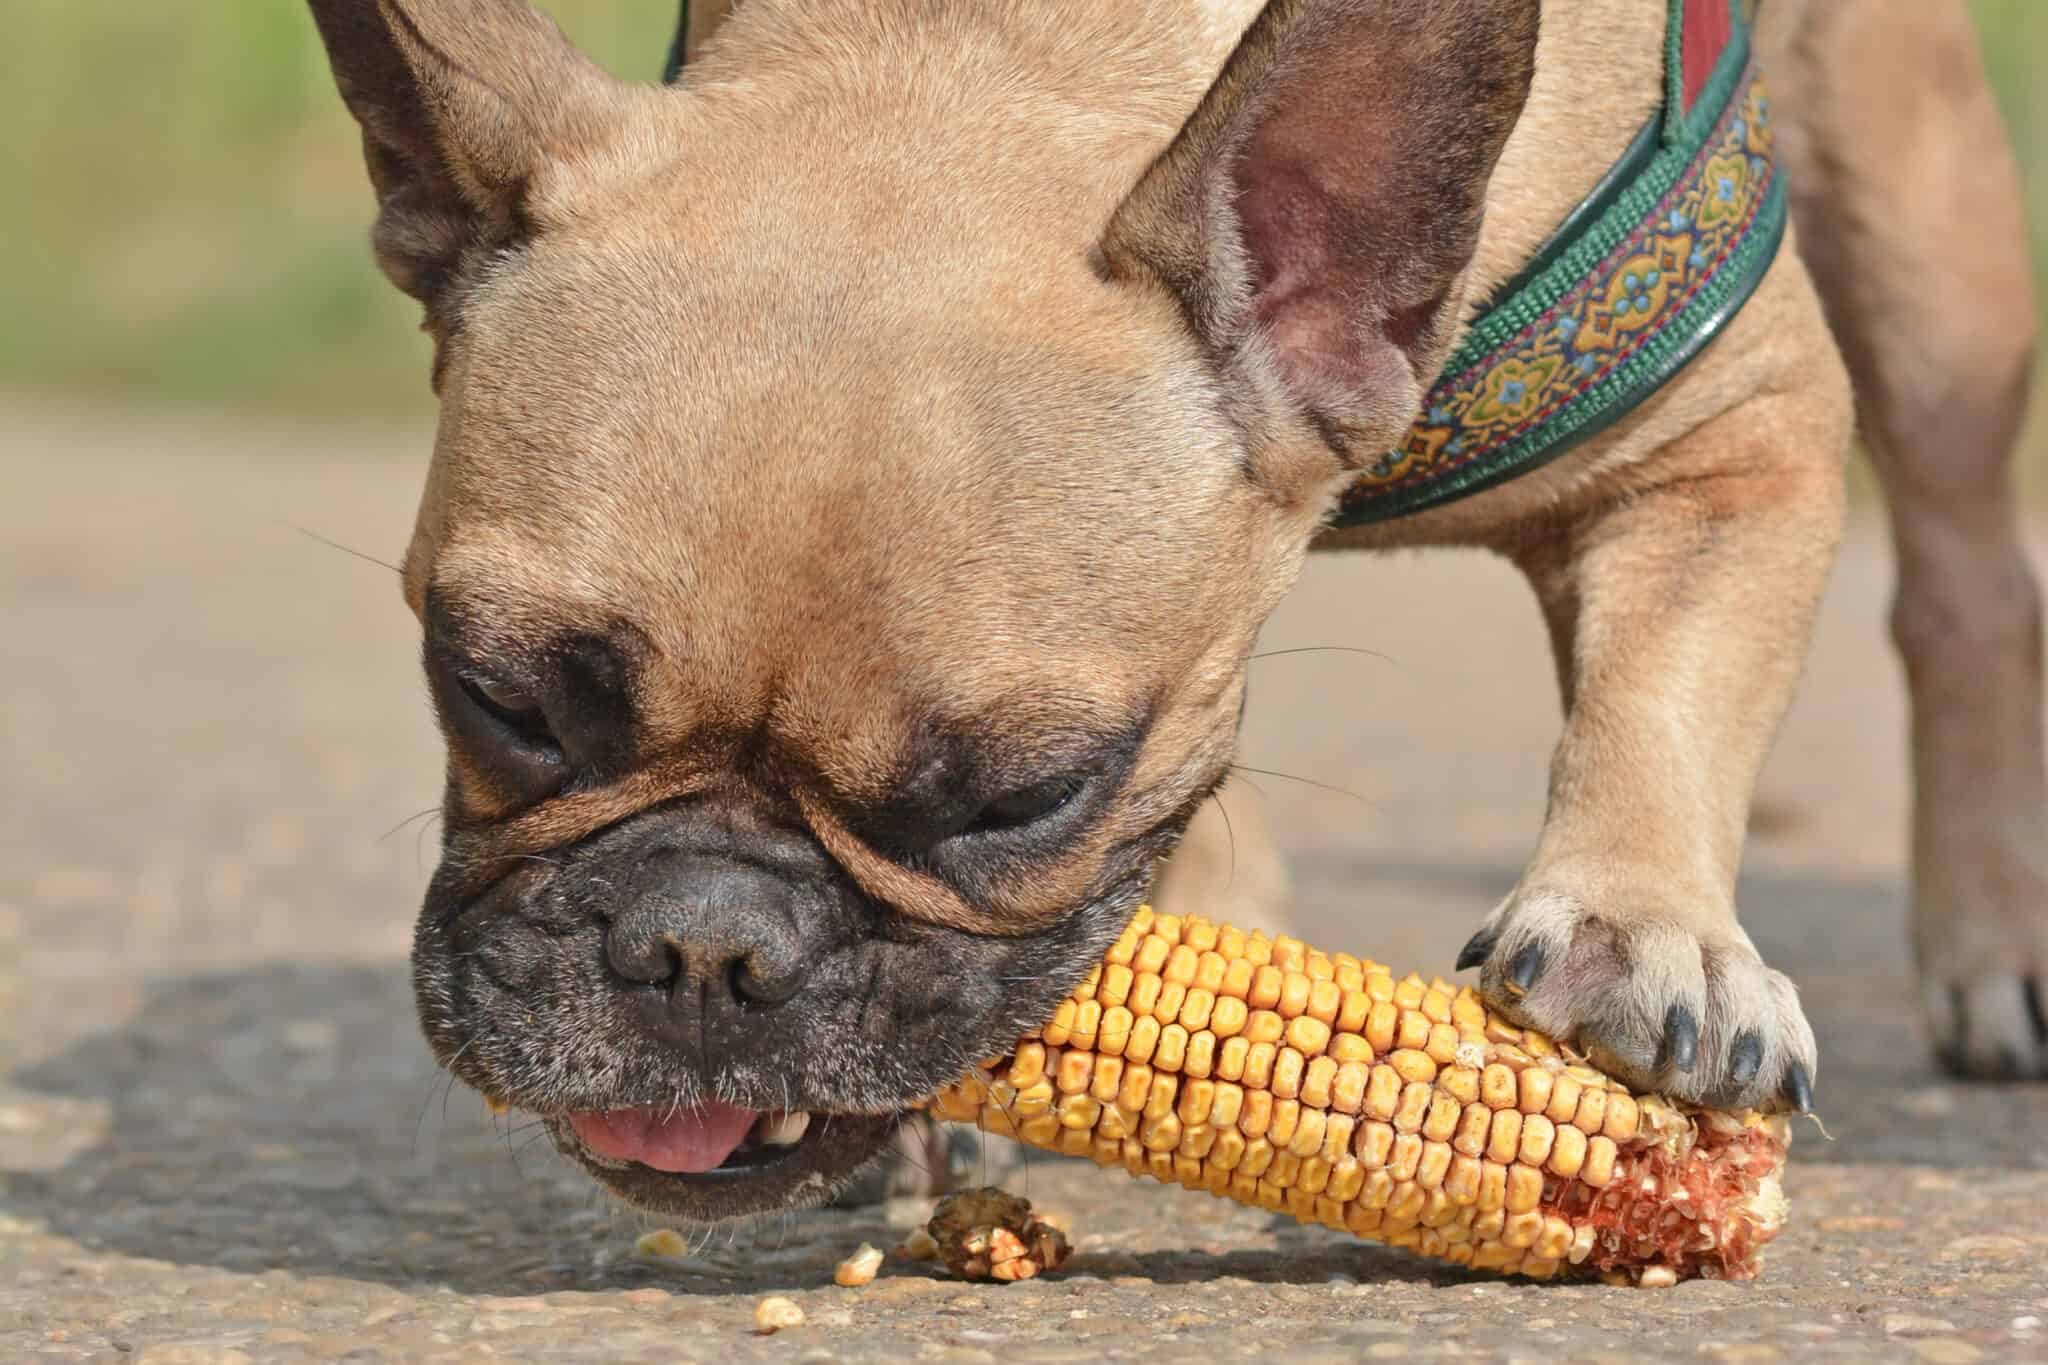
[306,0,630,381]
[1102,0,1538,497]
[665,1,741,80]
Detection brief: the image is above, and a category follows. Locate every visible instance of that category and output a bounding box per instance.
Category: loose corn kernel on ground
[633,1227,690,1261]
[834,1242,886,1286]
[751,1296,805,1334]
[926,906,1791,1284]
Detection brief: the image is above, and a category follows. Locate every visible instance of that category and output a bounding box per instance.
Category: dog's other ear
[306,0,629,381]
[1103,0,1538,494]
[665,1,740,81]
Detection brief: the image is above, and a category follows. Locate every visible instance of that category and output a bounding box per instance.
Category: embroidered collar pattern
[1332,0,1786,526]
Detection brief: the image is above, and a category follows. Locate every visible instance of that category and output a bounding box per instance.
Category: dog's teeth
[758,1112,811,1146]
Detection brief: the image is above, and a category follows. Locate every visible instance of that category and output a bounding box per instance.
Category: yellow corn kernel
[1288,1109,1328,1159]
[1422,1091,1463,1144]
[1267,1099,1301,1149]
[1329,1031,1374,1064]
[1480,1064,1518,1109]
[1487,1108,1523,1164]
[1603,1093,1641,1143]
[1154,1024,1189,1074]
[1272,1047,1306,1100]
[1210,994,1249,1039]
[1089,1055,1123,1105]
[1547,1122,1588,1180]
[1363,1064,1403,1120]
[1239,1089,1273,1138]
[1546,1074,1584,1126]
[1302,1055,1338,1109]
[1397,1011,1432,1052]
[1518,1113,1557,1167]
[1392,1081,1433,1134]
[1332,1060,1371,1114]
[1125,1014,1161,1066]
[1321,1114,1356,1165]
[1210,1081,1245,1130]
[1286,1014,1333,1058]
[1365,1000,1400,1053]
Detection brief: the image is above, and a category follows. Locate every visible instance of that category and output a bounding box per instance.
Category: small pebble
[753,1296,806,1334]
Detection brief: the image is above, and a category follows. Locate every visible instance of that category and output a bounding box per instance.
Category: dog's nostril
[730,954,804,1008]
[605,928,688,988]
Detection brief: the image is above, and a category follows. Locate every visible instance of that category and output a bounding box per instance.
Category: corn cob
[926,905,1791,1284]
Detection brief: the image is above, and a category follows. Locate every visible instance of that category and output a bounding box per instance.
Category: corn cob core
[925,906,1791,1284]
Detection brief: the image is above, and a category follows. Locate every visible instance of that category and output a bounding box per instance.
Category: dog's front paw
[1458,890,1816,1112]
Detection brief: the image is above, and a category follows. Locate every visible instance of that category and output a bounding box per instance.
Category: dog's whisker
[1248,643,1399,670]
[1208,788,1239,889]
[1227,763,1374,808]
[412,1037,476,1158]
[284,520,403,575]
[378,805,442,844]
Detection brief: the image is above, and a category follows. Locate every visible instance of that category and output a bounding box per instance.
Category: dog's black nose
[606,857,809,1009]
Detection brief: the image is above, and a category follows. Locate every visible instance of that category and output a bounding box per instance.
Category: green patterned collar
[1334,0,1785,525]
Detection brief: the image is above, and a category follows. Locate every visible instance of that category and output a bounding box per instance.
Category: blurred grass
[0,2,667,417]
[1,1,2044,486]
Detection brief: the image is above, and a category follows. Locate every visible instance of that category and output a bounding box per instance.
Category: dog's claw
[1728,1030,1764,1086]
[1456,928,1498,972]
[1659,1002,1700,1073]
[1505,941,1545,997]
[1782,1061,1814,1114]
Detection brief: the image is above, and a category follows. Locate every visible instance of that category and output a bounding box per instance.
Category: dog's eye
[458,673,553,739]
[962,777,1083,837]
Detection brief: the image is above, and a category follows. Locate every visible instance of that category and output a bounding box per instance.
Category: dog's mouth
[564,1102,816,1177]
[529,1099,906,1215]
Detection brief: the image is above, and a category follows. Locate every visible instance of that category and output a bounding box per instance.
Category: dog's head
[309,0,1533,1219]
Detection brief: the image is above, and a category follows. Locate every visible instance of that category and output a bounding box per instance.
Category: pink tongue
[566,1101,761,1174]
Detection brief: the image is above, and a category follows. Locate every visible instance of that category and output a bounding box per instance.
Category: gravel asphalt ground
[4,400,2045,1362]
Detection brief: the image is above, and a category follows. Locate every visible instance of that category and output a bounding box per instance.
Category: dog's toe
[1924,975,2048,1080]
[1464,891,1818,1111]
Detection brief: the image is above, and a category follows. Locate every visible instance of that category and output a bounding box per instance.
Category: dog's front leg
[1461,387,1847,1111]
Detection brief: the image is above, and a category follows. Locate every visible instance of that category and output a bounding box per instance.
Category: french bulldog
[304,0,2042,1221]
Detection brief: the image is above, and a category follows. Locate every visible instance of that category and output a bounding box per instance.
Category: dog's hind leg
[1761,0,2047,1076]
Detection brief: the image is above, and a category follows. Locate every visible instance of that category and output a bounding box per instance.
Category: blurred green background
[3,1,2044,475]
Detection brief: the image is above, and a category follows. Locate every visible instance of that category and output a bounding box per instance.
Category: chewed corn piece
[925,1187,1073,1282]
[926,906,1793,1285]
